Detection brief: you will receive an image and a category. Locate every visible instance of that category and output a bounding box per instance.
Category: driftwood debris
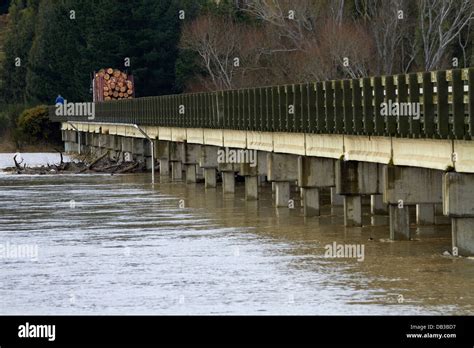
[4,151,147,175]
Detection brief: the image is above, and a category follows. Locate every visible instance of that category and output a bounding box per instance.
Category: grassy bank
[0,130,59,153]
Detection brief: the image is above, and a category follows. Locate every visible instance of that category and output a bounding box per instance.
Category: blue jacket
[55,96,65,105]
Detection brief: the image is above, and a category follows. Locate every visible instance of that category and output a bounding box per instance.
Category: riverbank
[0,132,59,153]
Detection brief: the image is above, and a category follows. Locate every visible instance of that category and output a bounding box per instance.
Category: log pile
[95,68,134,101]
[3,151,147,175]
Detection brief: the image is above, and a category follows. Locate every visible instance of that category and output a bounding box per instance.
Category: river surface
[0,153,473,315]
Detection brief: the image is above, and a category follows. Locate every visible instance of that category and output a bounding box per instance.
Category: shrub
[16,105,60,145]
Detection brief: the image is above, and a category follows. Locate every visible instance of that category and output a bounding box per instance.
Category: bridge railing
[49,68,474,140]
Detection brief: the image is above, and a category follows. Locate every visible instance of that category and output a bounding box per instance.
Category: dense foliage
[0,0,472,146]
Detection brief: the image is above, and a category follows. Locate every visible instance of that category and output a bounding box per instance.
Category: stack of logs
[95,68,134,101]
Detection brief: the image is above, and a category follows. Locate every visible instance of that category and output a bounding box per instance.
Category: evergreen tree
[0,0,38,104]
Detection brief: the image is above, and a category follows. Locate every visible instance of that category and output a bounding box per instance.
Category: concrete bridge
[50,68,474,256]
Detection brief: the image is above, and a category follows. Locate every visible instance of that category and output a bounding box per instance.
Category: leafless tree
[180,15,267,90]
[419,0,474,70]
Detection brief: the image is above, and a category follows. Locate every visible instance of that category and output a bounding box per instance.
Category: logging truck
[92,68,135,102]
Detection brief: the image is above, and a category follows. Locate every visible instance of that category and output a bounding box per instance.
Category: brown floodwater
[0,154,473,314]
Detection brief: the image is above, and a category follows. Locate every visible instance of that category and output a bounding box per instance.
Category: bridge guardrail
[49,68,474,140]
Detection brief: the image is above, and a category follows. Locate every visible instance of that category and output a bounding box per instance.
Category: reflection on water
[0,168,473,314]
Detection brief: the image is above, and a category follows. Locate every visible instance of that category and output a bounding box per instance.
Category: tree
[0,0,38,104]
[418,0,473,70]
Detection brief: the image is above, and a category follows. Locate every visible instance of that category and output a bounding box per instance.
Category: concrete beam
[200,146,219,168]
[170,142,185,162]
[267,153,299,182]
[443,172,474,217]
[298,157,335,188]
[184,143,201,164]
[336,160,382,195]
[384,166,443,205]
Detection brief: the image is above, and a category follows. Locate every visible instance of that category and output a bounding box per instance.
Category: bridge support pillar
[331,188,344,206]
[204,168,216,188]
[218,153,238,194]
[171,162,183,181]
[344,196,362,226]
[222,172,235,194]
[268,153,299,208]
[240,160,258,200]
[185,164,196,184]
[389,205,411,240]
[170,142,184,181]
[245,176,258,201]
[301,188,320,217]
[443,173,474,256]
[336,160,383,227]
[384,165,443,240]
[275,182,290,207]
[121,137,134,162]
[298,156,335,217]
[184,143,200,183]
[200,146,218,189]
[416,204,435,225]
[371,195,388,215]
[156,141,170,176]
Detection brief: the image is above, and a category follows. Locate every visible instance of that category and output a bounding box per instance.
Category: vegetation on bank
[0,0,472,151]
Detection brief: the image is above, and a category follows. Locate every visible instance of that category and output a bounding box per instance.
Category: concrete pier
[268,153,298,208]
[185,164,197,183]
[389,205,411,240]
[200,146,218,189]
[371,195,388,215]
[245,176,258,201]
[59,118,474,257]
[384,165,442,240]
[336,160,383,227]
[204,168,216,189]
[222,171,235,194]
[156,141,170,176]
[344,196,362,227]
[301,187,320,217]
[275,182,290,207]
[443,173,474,255]
[171,161,183,181]
[416,204,435,225]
